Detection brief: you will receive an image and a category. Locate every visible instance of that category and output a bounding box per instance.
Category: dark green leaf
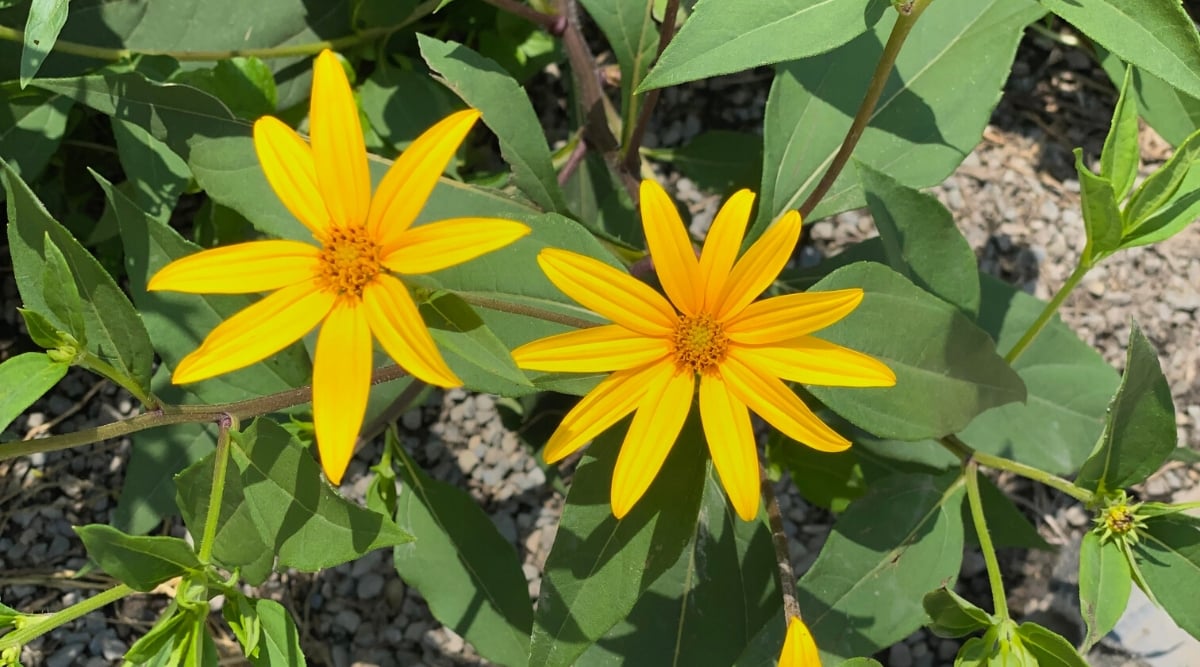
[251,599,306,667]
[0,85,72,181]
[1015,621,1089,667]
[1124,128,1200,231]
[0,352,68,433]
[1100,66,1141,201]
[419,291,535,397]
[1133,515,1200,641]
[39,234,86,343]
[1078,531,1130,651]
[768,431,865,513]
[642,130,763,196]
[808,263,1026,440]
[577,0,658,142]
[923,585,993,638]
[1074,149,1123,261]
[20,0,69,86]
[111,118,191,223]
[114,406,216,536]
[75,524,202,591]
[1076,324,1176,492]
[359,68,464,153]
[171,58,278,120]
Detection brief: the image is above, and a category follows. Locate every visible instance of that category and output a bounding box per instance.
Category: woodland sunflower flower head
[148,49,530,485]
[513,180,895,521]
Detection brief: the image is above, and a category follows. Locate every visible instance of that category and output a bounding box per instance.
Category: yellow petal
[310,49,370,227]
[640,179,701,315]
[538,248,677,336]
[148,240,318,294]
[734,338,896,388]
[724,289,863,344]
[362,275,460,387]
[719,354,849,452]
[382,217,530,273]
[699,374,760,521]
[779,617,822,667]
[611,364,694,518]
[368,109,481,246]
[698,189,754,311]
[542,363,662,463]
[173,282,333,384]
[253,116,330,236]
[512,324,669,373]
[714,210,802,321]
[313,302,372,485]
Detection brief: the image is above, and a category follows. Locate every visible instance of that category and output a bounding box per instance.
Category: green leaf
[18,307,69,350]
[20,0,70,86]
[172,57,278,120]
[0,352,68,433]
[1036,0,1200,102]
[3,160,155,397]
[111,117,192,223]
[1097,51,1200,148]
[232,419,413,572]
[1015,622,1089,667]
[639,0,886,91]
[1076,324,1176,492]
[1074,148,1123,261]
[1078,531,1131,651]
[40,233,86,342]
[1100,66,1141,201]
[923,585,994,638]
[1118,165,1200,249]
[419,291,535,397]
[359,68,464,153]
[389,431,533,667]
[755,0,1042,233]
[1124,127,1200,231]
[418,35,568,213]
[0,85,72,181]
[960,274,1119,474]
[642,130,763,196]
[768,431,865,513]
[838,660,884,667]
[576,463,778,665]
[530,417,709,667]
[250,599,306,667]
[856,161,980,316]
[124,608,194,665]
[1132,514,1200,641]
[74,524,202,591]
[576,0,658,144]
[807,262,1026,440]
[799,471,966,663]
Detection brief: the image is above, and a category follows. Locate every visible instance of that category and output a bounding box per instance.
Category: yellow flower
[512,180,894,520]
[148,49,530,484]
[779,617,821,667]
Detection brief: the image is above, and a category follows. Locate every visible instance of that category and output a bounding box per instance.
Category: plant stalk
[1003,261,1089,364]
[0,584,135,650]
[762,465,802,623]
[940,435,1093,504]
[965,461,1009,620]
[197,415,234,565]
[455,292,600,329]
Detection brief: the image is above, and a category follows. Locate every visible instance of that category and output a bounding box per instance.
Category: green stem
[455,292,600,330]
[0,584,135,650]
[798,0,933,219]
[197,417,234,565]
[1003,261,1089,365]
[941,435,1094,504]
[965,461,1008,620]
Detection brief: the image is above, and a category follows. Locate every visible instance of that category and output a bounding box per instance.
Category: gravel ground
[2,32,1198,667]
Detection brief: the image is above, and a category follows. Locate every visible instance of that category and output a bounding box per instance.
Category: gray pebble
[356,573,385,600]
[888,641,914,667]
[334,609,362,633]
[45,643,85,667]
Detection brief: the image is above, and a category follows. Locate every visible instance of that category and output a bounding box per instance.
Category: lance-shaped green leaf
[530,418,708,667]
[807,262,1025,440]
[232,419,413,572]
[1075,149,1123,262]
[75,524,202,592]
[39,234,85,344]
[1036,0,1200,102]
[1100,66,1141,201]
[856,161,980,317]
[3,160,154,398]
[249,599,306,667]
[1015,622,1090,667]
[1076,324,1176,492]
[390,431,533,667]
[1132,515,1200,641]
[642,130,763,196]
[639,0,886,91]
[1124,127,1200,231]
[419,35,568,213]
[577,0,658,144]
[0,85,72,180]
[1097,51,1200,148]
[799,471,967,663]
[19,0,69,86]
[170,57,278,121]
[418,291,536,397]
[1119,165,1200,249]
[0,352,68,433]
[1079,531,1131,651]
[111,118,191,223]
[923,585,994,638]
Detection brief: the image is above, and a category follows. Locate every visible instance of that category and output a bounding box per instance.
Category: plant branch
[558,135,590,185]
[621,0,680,173]
[0,584,135,650]
[197,415,234,565]
[965,461,1009,620]
[1004,261,1088,365]
[798,0,933,219]
[762,465,801,623]
[455,292,600,329]
[941,435,1094,504]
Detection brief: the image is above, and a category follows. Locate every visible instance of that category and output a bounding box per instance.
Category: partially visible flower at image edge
[512,180,895,521]
[148,49,530,484]
[779,617,821,667]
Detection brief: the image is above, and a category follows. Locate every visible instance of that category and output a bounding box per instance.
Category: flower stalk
[198,414,235,565]
[0,584,136,652]
[965,461,1009,620]
[762,466,802,623]
[1003,261,1089,364]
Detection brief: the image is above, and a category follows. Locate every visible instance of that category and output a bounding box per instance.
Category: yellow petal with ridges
[733,338,896,387]
[779,617,822,667]
[369,110,481,245]
[512,324,669,373]
[610,364,693,518]
[714,210,801,321]
[362,275,460,387]
[640,179,701,315]
[253,117,330,236]
[310,49,370,227]
[173,283,334,384]
[719,354,849,452]
[698,189,753,311]
[313,302,372,485]
[542,363,660,463]
[148,240,318,294]
[538,248,676,336]
[724,289,863,344]
[699,374,759,521]
[382,217,530,274]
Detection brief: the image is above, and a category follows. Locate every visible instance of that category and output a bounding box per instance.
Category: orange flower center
[671,313,728,375]
[316,226,383,299]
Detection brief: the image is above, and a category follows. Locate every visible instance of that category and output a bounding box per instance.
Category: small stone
[356,573,385,600]
[46,643,85,667]
[334,609,362,633]
[385,578,406,608]
[1063,504,1090,528]
[888,641,914,667]
[99,636,127,661]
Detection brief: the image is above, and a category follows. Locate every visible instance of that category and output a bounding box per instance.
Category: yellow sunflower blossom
[779,617,821,667]
[149,49,530,484]
[512,180,894,520]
